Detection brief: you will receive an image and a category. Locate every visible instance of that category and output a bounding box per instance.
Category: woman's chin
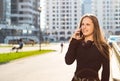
[83,33,93,37]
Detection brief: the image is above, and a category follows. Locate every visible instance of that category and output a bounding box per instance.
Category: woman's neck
[84,35,93,42]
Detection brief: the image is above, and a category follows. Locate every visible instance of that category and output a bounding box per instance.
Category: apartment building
[0,0,11,25]
[0,0,40,43]
[0,0,11,43]
[44,0,82,42]
[92,0,120,38]
[11,0,40,27]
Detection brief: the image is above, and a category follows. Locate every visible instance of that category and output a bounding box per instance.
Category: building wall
[44,0,82,42]
[0,0,11,24]
[0,0,4,22]
[0,0,41,43]
[11,0,40,28]
[92,0,120,38]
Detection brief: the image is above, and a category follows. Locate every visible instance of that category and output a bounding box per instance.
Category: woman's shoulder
[71,38,82,42]
[69,38,82,45]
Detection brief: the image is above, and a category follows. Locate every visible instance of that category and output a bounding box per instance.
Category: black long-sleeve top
[65,38,110,81]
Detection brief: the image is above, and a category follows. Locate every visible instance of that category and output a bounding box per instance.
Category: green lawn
[0,50,55,64]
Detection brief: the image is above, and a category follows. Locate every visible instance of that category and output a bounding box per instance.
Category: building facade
[92,0,120,38]
[0,0,11,43]
[0,0,40,43]
[44,0,82,42]
[0,0,11,25]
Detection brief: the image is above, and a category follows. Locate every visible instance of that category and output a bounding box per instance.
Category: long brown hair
[79,14,110,60]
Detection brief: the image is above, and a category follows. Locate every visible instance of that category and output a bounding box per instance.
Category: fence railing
[112,42,120,81]
[112,42,120,62]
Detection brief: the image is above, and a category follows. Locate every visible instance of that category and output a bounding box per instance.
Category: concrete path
[0,43,76,81]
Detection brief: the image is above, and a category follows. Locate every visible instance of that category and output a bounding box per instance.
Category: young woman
[65,14,110,81]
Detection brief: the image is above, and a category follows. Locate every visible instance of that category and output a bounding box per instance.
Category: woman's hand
[72,28,81,40]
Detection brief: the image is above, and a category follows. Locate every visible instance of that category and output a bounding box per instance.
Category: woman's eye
[86,23,90,26]
[81,23,84,26]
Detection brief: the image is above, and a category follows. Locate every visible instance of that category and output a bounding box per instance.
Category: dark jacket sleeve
[65,38,79,65]
[101,58,110,81]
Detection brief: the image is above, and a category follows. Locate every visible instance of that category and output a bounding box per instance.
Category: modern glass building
[0,0,40,43]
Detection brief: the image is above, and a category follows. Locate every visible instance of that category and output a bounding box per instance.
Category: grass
[0,50,55,64]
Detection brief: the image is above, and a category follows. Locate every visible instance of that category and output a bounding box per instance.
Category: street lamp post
[45,25,49,44]
[38,7,42,51]
[64,16,67,42]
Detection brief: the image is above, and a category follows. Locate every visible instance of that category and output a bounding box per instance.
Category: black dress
[65,38,110,81]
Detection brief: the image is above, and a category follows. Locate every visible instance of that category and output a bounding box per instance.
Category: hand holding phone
[72,28,82,39]
[79,29,83,37]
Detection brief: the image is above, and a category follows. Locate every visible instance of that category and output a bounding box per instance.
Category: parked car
[21,38,37,45]
[9,38,37,45]
[9,39,19,44]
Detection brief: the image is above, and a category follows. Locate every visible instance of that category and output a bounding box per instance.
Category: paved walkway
[0,43,120,81]
[0,43,76,81]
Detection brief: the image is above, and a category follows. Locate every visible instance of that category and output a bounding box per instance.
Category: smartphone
[79,30,83,37]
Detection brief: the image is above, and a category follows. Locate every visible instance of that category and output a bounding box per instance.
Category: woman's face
[81,17,94,37]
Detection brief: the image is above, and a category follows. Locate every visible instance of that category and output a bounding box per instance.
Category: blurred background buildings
[0,0,120,43]
[0,0,40,44]
[43,0,81,42]
[92,0,120,38]
[43,0,120,42]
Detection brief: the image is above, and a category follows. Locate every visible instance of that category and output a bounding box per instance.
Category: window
[19,11,23,14]
[19,17,23,20]
[19,0,23,2]
[60,31,65,35]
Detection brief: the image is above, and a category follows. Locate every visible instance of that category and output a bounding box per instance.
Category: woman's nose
[82,25,86,29]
